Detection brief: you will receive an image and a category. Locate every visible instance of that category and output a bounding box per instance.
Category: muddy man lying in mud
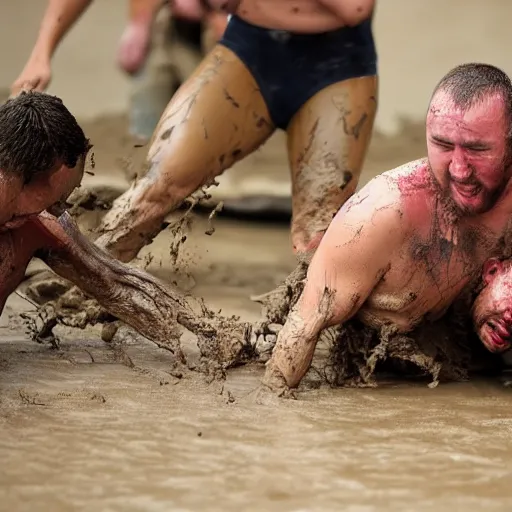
[256,62,512,394]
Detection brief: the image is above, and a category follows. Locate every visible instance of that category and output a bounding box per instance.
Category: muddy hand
[250,322,283,362]
[35,285,111,336]
[260,359,297,399]
[33,291,114,344]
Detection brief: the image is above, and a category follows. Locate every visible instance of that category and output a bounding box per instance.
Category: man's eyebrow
[430,134,490,150]
[461,140,491,150]
[430,134,453,145]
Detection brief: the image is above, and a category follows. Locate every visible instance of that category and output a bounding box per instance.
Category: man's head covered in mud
[0,91,90,229]
[473,257,512,354]
[427,63,512,215]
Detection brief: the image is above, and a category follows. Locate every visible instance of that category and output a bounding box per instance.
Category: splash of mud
[21,249,499,392]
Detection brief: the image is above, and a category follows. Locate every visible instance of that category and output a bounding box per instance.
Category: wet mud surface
[2,115,512,511]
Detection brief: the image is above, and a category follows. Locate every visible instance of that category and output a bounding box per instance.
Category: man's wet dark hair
[0,91,91,183]
[432,63,512,139]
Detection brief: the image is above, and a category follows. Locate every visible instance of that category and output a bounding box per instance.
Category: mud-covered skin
[0,155,85,231]
[0,216,64,313]
[94,44,274,262]
[17,0,378,338]
[94,45,377,260]
[4,211,252,369]
[12,0,376,254]
[266,87,512,392]
[472,258,512,354]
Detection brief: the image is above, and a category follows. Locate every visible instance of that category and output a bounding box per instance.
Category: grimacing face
[473,258,512,354]
[426,90,511,215]
[0,155,85,230]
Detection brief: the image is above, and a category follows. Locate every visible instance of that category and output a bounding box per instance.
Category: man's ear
[483,258,503,285]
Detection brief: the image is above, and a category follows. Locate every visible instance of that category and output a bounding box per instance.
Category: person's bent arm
[266,186,404,389]
[316,0,375,26]
[31,0,93,59]
[11,0,93,94]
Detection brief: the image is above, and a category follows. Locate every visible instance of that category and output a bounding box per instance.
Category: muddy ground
[2,113,512,512]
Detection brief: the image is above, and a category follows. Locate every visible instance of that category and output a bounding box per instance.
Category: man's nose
[449,148,472,181]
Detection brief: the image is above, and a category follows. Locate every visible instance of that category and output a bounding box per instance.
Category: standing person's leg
[126,4,188,144]
[287,76,378,255]
[95,44,275,263]
[282,17,378,256]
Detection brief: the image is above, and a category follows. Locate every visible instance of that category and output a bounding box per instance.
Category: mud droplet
[197,431,202,437]
[223,89,240,108]
[352,113,368,139]
[160,127,174,140]
[292,6,299,13]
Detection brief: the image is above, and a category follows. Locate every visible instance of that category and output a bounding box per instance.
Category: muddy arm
[37,212,202,356]
[264,193,405,391]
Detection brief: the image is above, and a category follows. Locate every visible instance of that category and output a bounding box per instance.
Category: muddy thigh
[286,76,378,255]
[95,44,275,263]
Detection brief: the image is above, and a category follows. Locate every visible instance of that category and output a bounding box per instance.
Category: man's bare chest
[362,224,508,329]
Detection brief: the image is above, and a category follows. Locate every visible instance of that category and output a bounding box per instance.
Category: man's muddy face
[473,258,512,353]
[426,90,510,215]
[0,156,85,230]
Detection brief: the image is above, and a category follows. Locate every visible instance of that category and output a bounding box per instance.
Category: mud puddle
[1,213,512,512]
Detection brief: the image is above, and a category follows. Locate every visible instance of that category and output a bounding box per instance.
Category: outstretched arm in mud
[264,188,405,391]
[34,211,195,359]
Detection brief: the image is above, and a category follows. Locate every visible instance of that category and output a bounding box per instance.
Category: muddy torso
[234,0,373,33]
[356,160,512,332]
[0,214,65,312]
[0,227,40,311]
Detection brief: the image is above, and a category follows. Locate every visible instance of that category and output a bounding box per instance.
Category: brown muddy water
[1,213,512,512]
